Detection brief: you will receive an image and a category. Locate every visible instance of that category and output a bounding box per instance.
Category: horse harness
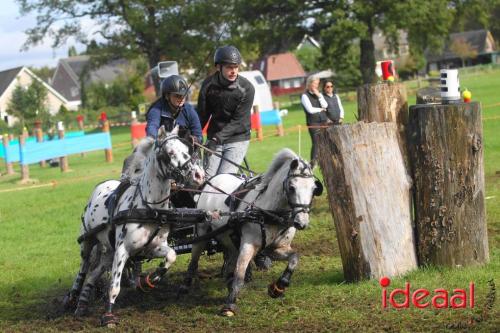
[78,134,195,247]
[78,151,322,257]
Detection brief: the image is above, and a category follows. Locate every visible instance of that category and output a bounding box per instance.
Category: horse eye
[288,185,296,193]
[168,151,175,156]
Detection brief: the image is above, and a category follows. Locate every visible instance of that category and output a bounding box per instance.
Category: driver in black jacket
[198,45,255,177]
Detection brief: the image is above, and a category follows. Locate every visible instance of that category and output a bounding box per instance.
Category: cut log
[357,82,409,164]
[318,122,417,282]
[408,102,489,267]
[416,86,441,105]
[357,82,408,125]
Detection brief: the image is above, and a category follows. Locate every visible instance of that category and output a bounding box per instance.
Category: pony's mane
[259,148,300,187]
[135,136,155,155]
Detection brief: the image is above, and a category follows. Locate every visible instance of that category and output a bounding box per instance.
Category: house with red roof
[253,52,306,96]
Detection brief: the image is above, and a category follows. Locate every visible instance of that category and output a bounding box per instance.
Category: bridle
[282,160,323,224]
[134,134,197,208]
[154,134,194,184]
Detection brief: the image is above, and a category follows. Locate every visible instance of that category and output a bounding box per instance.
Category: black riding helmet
[214,45,242,66]
[161,74,189,98]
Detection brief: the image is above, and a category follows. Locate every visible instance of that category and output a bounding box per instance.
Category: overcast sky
[0,0,87,71]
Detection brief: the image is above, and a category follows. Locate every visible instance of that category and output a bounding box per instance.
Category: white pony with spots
[63,126,204,326]
[182,148,322,316]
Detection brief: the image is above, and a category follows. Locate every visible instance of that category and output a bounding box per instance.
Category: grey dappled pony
[63,126,204,326]
[183,148,322,316]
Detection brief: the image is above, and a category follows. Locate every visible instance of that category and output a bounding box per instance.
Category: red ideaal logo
[380,277,474,309]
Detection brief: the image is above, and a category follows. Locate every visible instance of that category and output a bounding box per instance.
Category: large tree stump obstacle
[357,82,409,164]
[318,122,417,282]
[408,102,489,267]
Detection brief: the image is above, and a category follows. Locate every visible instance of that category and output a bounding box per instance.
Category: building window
[70,87,79,97]
[283,80,291,89]
[254,75,265,85]
[293,78,302,88]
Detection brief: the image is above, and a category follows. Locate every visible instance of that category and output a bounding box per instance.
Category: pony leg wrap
[74,299,90,317]
[100,303,118,327]
[136,267,167,293]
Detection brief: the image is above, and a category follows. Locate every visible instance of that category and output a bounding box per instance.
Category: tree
[7,79,49,130]
[451,0,500,44]
[17,0,233,85]
[233,1,460,84]
[294,47,322,73]
[29,66,55,84]
[450,38,478,67]
[232,1,312,56]
[315,0,457,84]
[84,59,147,110]
[68,45,78,57]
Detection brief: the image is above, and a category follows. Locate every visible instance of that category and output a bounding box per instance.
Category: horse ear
[313,179,323,196]
[157,125,167,139]
[171,125,179,135]
[290,159,299,170]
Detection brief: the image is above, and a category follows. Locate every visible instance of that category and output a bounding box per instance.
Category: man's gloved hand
[204,138,218,152]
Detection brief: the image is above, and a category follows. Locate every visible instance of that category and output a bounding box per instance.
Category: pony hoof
[219,308,235,317]
[74,304,89,317]
[219,304,237,317]
[178,284,189,295]
[268,282,285,298]
[62,293,77,311]
[100,312,118,327]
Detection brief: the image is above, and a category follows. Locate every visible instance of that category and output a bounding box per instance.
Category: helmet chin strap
[166,95,182,117]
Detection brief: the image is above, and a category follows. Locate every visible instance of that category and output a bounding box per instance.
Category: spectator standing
[322,79,344,125]
[301,75,329,168]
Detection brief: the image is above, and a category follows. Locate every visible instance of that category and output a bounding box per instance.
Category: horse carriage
[63,125,323,326]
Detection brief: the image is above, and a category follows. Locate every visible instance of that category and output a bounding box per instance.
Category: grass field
[0,67,499,332]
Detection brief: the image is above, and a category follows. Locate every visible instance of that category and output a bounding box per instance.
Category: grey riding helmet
[214,45,242,65]
[161,74,189,97]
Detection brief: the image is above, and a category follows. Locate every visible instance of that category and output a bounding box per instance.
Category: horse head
[283,158,323,230]
[155,125,205,186]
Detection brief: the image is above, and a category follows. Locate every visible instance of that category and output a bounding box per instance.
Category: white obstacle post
[19,135,30,182]
[2,134,15,175]
[102,120,113,163]
[57,121,69,172]
[131,111,139,148]
[273,101,284,136]
[77,114,86,157]
[34,121,46,167]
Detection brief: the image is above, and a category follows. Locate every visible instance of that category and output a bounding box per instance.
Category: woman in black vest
[301,75,329,168]
[323,79,344,124]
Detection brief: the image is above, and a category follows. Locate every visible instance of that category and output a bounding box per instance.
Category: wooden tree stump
[357,82,408,124]
[318,122,417,282]
[416,87,441,104]
[357,82,409,163]
[408,102,489,267]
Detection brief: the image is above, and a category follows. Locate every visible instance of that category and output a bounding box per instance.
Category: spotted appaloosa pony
[183,148,322,316]
[63,126,204,326]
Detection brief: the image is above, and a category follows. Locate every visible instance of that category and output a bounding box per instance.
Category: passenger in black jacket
[198,45,255,177]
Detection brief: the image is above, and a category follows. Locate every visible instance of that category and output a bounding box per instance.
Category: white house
[0,66,70,126]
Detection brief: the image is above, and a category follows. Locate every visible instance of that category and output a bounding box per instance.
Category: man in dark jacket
[198,45,255,177]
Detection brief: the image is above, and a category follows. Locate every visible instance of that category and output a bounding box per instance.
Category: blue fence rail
[0,131,85,159]
[1,132,111,165]
[260,109,282,126]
